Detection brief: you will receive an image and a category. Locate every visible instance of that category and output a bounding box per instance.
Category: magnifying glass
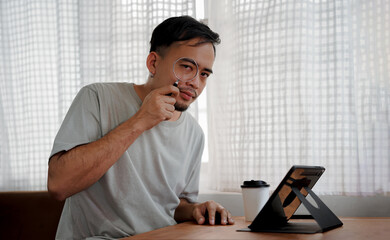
[172,57,199,87]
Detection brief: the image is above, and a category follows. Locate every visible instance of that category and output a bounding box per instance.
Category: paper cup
[241,180,270,221]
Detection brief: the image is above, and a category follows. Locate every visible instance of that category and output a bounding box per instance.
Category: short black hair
[150,16,220,55]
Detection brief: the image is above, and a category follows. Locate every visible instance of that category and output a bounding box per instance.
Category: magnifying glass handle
[167,80,179,96]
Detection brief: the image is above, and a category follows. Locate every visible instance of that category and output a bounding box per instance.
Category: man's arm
[174,198,235,225]
[48,85,178,201]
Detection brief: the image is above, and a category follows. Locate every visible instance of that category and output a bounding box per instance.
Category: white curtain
[207,0,390,195]
[0,0,196,191]
[2,0,389,196]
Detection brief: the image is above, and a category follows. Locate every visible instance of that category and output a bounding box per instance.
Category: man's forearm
[47,116,146,201]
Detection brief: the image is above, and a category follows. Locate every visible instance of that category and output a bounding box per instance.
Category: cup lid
[241,180,269,188]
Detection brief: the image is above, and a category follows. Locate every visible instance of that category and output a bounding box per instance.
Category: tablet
[239,165,342,233]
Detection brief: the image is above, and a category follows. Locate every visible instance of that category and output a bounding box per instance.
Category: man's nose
[186,74,200,89]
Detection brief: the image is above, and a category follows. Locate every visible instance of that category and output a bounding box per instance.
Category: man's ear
[146,52,159,76]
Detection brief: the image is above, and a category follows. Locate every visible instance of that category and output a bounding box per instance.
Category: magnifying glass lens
[173,58,198,82]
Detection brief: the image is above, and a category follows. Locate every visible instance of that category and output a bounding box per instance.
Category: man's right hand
[135,85,179,130]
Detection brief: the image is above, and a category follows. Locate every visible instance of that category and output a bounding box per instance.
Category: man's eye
[181,64,194,71]
[201,72,210,78]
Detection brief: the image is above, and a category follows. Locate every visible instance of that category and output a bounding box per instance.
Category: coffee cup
[241,180,270,221]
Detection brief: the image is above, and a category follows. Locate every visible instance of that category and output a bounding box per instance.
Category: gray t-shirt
[50,82,204,239]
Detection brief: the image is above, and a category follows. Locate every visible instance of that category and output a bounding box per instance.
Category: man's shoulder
[83,82,132,92]
[79,82,135,99]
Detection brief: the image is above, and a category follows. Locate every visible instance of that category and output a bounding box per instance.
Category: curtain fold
[207,0,390,195]
[0,0,195,191]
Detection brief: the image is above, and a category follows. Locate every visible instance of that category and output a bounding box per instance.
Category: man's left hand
[192,200,235,225]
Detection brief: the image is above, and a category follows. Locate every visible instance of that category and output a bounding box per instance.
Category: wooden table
[125,216,390,240]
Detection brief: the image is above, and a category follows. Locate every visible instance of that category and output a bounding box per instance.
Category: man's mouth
[179,89,197,101]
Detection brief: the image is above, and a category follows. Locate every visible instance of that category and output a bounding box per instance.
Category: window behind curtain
[0,0,196,191]
[206,0,390,195]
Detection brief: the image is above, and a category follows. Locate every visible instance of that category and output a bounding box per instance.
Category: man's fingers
[207,209,216,225]
[192,201,234,226]
[193,207,206,225]
[158,84,179,97]
[219,207,228,225]
[223,210,235,225]
[165,102,175,112]
[228,212,235,225]
[205,201,220,225]
[209,203,234,226]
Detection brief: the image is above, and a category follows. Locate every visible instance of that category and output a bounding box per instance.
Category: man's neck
[133,83,150,102]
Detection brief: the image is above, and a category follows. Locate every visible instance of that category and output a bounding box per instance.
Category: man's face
[153,38,215,112]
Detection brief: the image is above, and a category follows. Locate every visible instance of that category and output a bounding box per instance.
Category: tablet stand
[289,186,343,233]
[240,186,343,234]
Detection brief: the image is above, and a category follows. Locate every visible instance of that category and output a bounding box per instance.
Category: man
[48,16,234,239]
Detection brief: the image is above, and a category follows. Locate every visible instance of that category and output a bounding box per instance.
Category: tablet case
[238,165,343,234]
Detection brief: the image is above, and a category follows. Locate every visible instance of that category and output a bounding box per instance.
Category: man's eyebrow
[180,58,197,65]
[181,57,213,74]
[203,68,213,74]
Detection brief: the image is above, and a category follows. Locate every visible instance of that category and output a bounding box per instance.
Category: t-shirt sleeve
[49,86,102,159]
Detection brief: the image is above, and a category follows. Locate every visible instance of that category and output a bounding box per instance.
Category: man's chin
[174,102,190,112]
